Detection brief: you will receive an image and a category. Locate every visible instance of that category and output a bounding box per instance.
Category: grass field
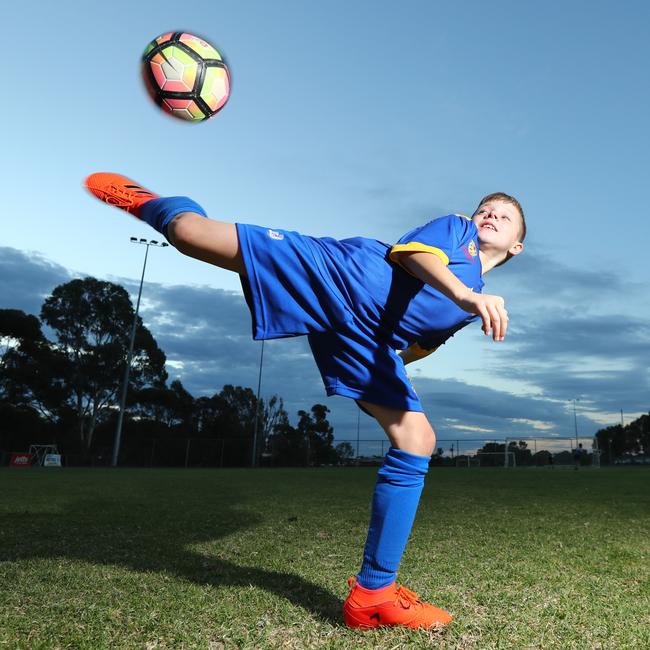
[0,467,648,649]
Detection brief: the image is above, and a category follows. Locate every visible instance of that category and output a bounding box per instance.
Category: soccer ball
[142,31,231,122]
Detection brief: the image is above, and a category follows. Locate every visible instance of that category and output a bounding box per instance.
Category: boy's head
[472,192,526,267]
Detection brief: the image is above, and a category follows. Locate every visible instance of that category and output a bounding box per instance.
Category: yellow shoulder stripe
[389,242,450,272]
[454,213,471,220]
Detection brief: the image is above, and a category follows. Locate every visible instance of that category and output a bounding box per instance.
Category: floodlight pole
[111,238,168,467]
[572,398,579,446]
[356,407,360,459]
[251,339,265,467]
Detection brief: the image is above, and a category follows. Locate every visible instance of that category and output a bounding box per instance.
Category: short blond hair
[474,192,526,266]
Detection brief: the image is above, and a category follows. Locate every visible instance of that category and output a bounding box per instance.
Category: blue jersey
[236,214,483,411]
[315,213,483,350]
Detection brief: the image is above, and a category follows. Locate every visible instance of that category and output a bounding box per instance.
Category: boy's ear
[508,241,524,257]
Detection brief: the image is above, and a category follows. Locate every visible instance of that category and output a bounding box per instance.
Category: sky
[2,0,649,453]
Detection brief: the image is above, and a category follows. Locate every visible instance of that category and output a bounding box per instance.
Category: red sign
[10,453,33,467]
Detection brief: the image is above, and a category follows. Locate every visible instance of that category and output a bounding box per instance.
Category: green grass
[0,467,648,649]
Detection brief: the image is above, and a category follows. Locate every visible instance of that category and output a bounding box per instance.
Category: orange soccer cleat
[343,577,453,630]
[84,172,159,217]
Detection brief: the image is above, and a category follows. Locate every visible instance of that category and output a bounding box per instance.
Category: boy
[85,172,525,629]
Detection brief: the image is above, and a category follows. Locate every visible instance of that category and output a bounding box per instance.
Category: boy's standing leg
[343,400,452,629]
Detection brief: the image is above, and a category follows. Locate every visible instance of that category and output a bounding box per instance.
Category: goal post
[478,451,515,467]
[28,444,61,467]
[455,456,481,468]
[503,436,600,468]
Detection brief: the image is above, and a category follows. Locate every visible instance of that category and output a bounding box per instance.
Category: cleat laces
[394,585,422,609]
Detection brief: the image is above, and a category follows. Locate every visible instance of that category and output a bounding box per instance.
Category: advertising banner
[10,453,33,468]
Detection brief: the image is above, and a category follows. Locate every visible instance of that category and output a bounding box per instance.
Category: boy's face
[472,200,524,259]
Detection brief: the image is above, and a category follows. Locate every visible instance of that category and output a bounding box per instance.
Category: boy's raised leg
[343,400,452,630]
[85,172,246,275]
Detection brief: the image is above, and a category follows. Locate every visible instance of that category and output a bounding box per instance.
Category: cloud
[481,311,650,415]
[512,312,650,360]
[413,376,571,436]
[0,247,71,317]
[484,250,646,317]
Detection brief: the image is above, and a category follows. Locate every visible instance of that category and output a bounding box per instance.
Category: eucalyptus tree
[40,278,167,450]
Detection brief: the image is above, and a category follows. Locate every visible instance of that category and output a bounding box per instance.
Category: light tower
[111,238,168,467]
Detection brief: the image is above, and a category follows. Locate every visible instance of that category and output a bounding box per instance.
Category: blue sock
[357,447,430,589]
[138,196,207,242]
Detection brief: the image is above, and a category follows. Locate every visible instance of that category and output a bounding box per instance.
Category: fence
[335,438,504,460]
[2,435,624,469]
[0,438,254,469]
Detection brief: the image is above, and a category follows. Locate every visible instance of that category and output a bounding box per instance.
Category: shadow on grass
[0,477,344,626]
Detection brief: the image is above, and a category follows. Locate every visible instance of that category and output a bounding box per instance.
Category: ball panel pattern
[154,32,175,46]
[149,45,198,93]
[142,31,230,122]
[179,33,223,61]
[200,66,230,112]
[162,98,206,121]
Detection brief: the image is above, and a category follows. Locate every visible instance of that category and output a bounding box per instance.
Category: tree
[39,278,167,450]
[187,385,289,466]
[299,404,337,466]
[0,309,45,398]
[596,414,650,463]
[0,401,49,452]
[269,420,308,466]
[0,309,71,424]
[0,309,44,360]
[476,441,505,467]
[508,440,532,466]
[132,379,195,431]
[269,404,337,467]
[211,384,258,441]
[260,395,289,448]
[335,441,355,464]
[253,394,290,465]
[628,414,650,456]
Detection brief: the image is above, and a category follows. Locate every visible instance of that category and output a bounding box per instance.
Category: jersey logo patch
[267,229,284,241]
[461,241,477,262]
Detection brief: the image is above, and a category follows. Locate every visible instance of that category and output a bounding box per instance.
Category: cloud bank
[1,245,647,447]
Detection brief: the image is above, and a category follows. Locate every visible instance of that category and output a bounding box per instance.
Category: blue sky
[2,0,649,451]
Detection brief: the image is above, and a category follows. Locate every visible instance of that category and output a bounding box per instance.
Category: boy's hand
[457,290,508,341]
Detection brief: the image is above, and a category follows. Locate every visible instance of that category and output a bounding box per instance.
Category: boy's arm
[399,251,509,341]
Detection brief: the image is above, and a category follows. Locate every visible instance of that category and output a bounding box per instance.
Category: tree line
[466,421,649,467]
[0,278,350,467]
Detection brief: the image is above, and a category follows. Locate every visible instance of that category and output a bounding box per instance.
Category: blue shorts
[236,223,423,412]
[308,325,422,412]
